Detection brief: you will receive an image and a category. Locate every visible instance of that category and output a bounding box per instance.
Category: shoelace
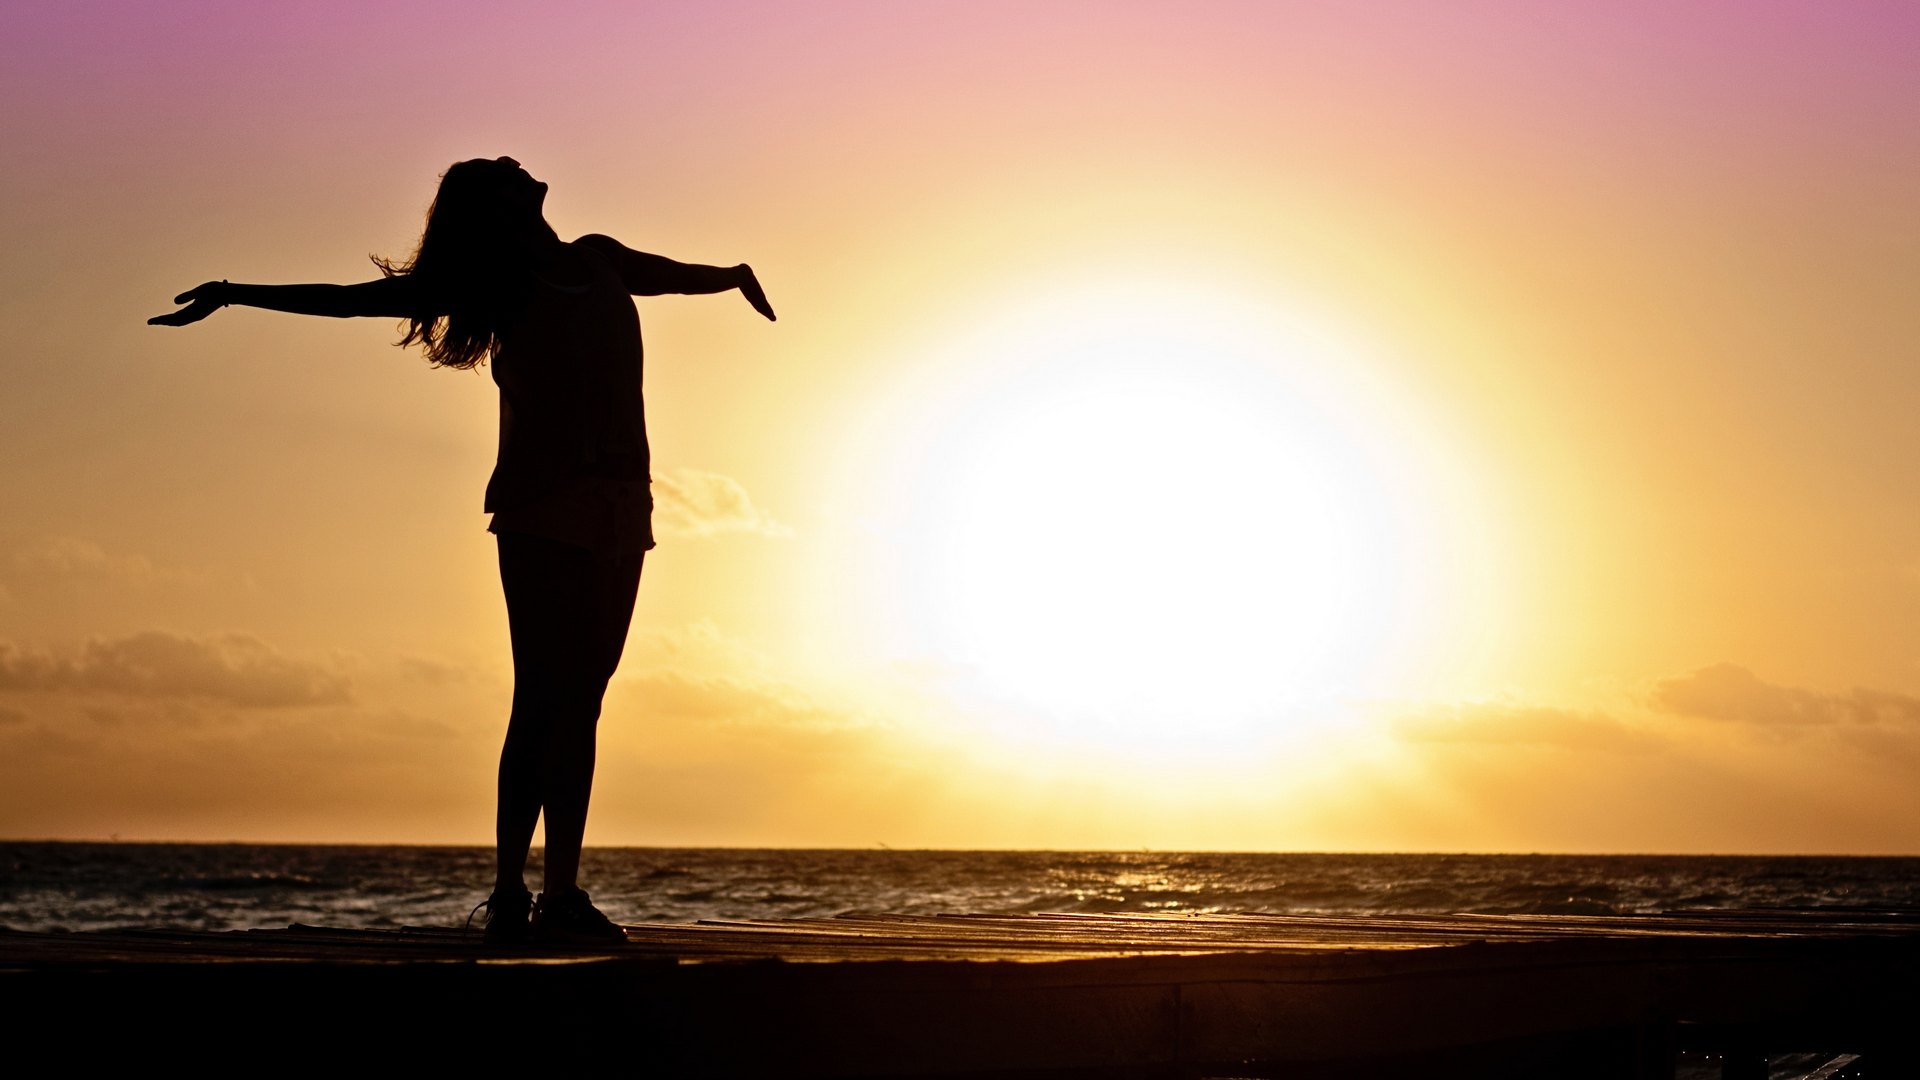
[465,889,529,930]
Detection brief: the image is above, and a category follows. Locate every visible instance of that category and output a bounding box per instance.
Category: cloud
[651,468,791,539]
[1651,663,1920,727]
[395,656,472,686]
[0,631,349,708]
[618,669,840,729]
[3,535,199,590]
[1393,703,1655,753]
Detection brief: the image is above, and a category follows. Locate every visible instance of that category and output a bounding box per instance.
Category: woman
[151,156,775,945]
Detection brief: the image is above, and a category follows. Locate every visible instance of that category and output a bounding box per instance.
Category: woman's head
[374,156,556,369]
[433,156,549,236]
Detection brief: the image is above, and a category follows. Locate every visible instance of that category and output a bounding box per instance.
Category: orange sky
[3,2,1919,851]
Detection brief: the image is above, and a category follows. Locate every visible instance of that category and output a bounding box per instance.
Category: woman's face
[493,156,548,211]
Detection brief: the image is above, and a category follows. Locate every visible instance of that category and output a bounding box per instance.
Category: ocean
[3,843,1916,934]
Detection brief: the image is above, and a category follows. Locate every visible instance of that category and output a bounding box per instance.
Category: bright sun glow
[860,281,1425,756]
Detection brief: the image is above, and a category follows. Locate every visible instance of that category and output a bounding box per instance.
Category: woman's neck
[529,230,589,288]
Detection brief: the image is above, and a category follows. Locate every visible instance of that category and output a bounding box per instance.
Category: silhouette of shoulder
[572,234,690,296]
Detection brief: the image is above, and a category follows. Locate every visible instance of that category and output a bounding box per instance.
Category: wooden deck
[3,909,1915,1077]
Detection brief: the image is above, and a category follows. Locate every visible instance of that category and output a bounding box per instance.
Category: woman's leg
[494,682,546,894]
[495,532,643,896]
[537,541,642,894]
[496,533,564,893]
[529,681,602,896]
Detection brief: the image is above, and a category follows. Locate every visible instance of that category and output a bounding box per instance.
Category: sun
[859,282,1425,755]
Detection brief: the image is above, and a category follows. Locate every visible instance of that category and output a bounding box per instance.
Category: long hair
[373,158,549,370]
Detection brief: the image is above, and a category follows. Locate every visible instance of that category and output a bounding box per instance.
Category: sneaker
[467,885,533,945]
[530,887,628,947]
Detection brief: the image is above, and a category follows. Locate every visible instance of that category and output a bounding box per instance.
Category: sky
[2,1,1918,851]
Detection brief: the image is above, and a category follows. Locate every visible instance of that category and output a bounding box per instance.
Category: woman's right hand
[148,281,228,327]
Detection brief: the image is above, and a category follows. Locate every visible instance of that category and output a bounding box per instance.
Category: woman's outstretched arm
[575,234,775,321]
[149,276,439,327]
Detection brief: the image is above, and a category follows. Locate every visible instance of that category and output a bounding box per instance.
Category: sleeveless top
[483,241,654,555]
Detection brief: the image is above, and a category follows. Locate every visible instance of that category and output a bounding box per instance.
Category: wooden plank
[3,911,1915,1077]
[1798,1054,1862,1080]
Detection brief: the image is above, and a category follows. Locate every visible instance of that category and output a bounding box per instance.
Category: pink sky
[3,3,1919,849]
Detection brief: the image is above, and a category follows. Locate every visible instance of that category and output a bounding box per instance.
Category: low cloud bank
[0,631,348,708]
[1652,663,1920,727]
[1393,702,1654,753]
[651,468,791,539]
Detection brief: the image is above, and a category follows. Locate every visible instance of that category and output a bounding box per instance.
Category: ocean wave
[3,844,1918,934]
[158,873,335,891]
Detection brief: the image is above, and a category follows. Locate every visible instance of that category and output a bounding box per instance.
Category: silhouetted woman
[151,157,774,945]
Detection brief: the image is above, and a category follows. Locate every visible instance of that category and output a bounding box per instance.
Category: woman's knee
[511,679,607,721]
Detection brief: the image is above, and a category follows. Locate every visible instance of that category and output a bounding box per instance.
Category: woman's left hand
[148,281,228,327]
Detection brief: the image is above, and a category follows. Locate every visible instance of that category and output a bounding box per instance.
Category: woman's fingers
[148,298,217,326]
[739,272,776,322]
[152,281,225,326]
